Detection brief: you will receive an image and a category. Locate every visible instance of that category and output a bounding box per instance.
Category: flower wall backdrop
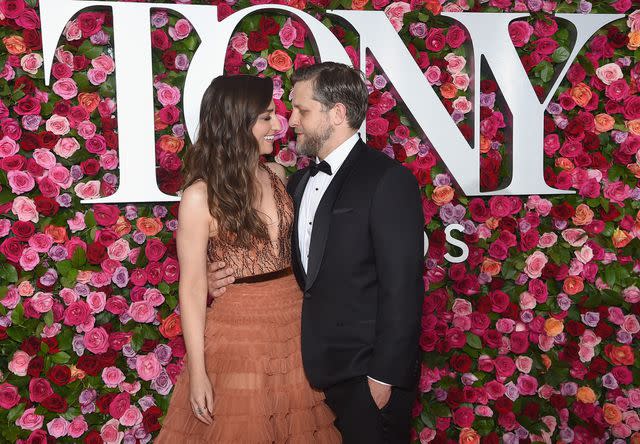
[0,0,639,443]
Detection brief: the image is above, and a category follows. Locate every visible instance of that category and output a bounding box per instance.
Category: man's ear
[332,102,348,126]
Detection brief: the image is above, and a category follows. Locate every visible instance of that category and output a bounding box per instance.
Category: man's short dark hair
[291,62,369,129]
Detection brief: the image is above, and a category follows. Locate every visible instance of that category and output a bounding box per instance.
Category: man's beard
[296,120,333,158]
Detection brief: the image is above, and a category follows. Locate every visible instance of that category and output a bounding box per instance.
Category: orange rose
[563,276,584,295]
[431,185,454,206]
[425,0,442,14]
[628,31,640,50]
[154,111,168,131]
[160,313,182,339]
[78,92,100,113]
[484,217,499,230]
[459,428,480,444]
[594,113,615,133]
[606,344,635,365]
[572,204,594,226]
[627,119,640,136]
[267,50,293,72]
[541,354,551,370]
[612,228,633,248]
[114,216,132,237]
[440,82,457,99]
[69,365,86,382]
[3,35,26,55]
[571,83,592,108]
[631,432,640,444]
[576,386,596,403]
[555,157,574,170]
[137,217,163,236]
[351,0,369,9]
[544,318,564,337]
[157,134,184,154]
[76,270,92,284]
[481,258,501,276]
[629,162,640,178]
[44,225,69,243]
[603,403,622,425]
[287,0,306,8]
[480,135,491,154]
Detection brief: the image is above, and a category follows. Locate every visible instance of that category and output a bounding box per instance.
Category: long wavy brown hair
[181,75,273,247]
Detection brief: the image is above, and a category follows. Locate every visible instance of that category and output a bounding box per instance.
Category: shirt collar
[316,132,359,176]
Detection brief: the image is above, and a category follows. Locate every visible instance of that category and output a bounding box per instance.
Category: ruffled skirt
[155,272,341,443]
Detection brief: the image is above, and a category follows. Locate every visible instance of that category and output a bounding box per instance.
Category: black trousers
[324,377,416,444]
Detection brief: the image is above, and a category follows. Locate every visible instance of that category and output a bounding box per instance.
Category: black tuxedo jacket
[286,139,425,390]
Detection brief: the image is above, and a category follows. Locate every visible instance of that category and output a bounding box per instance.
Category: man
[210,62,424,443]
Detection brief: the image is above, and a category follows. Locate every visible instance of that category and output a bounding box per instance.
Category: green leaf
[71,247,87,269]
[0,262,18,283]
[552,46,570,63]
[466,332,482,349]
[44,310,54,327]
[51,352,71,364]
[605,266,617,288]
[429,402,451,417]
[7,403,25,423]
[11,303,24,324]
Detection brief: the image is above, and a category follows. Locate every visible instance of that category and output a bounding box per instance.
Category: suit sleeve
[367,165,425,389]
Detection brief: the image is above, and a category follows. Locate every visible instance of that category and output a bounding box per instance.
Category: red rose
[446,25,466,48]
[29,378,53,403]
[468,198,489,222]
[80,158,101,177]
[93,204,120,226]
[0,237,24,263]
[453,406,474,428]
[77,11,105,37]
[144,238,167,262]
[550,202,575,220]
[162,257,180,284]
[449,354,472,373]
[108,392,130,419]
[159,105,180,125]
[151,29,170,50]
[26,158,44,177]
[17,133,39,152]
[259,16,280,35]
[82,430,103,444]
[11,220,35,241]
[161,50,177,71]
[96,229,118,247]
[248,31,269,52]
[0,383,20,409]
[34,196,59,216]
[47,365,71,386]
[509,331,529,354]
[38,131,58,148]
[14,96,40,116]
[142,406,163,433]
[0,0,25,19]
[22,28,41,50]
[86,242,107,265]
[293,53,315,70]
[425,28,445,52]
[73,54,90,71]
[168,336,186,358]
[97,393,117,414]
[26,355,44,377]
[109,332,132,351]
[77,354,101,376]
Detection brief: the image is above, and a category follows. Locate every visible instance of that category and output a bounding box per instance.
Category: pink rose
[30,292,53,313]
[484,380,506,400]
[47,417,69,438]
[596,63,623,85]
[509,21,534,47]
[54,137,81,159]
[107,238,130,261]
[156,83,181,107]
[0,383,20,409]
[20,53,42,75]
[91,54,115,74]
[516,374,538,396]
[83,327,109,354]
[168,18,192,40]
[102,366,125,388]
[16,407,44,431]
[143,288,165,307]
[628,388,640,408]
[68,416,89,438]
[604,181,631,206]
[562,228,587,247]
[275,148,296,167]
[8,170,35,194]
[384,2,411,32]
[32,148,56,169]
[46,114,70,135]
[524,251,548,279]
[0,136,18,157]
[515,356,533,373]
[20,246,40,271]
[87,68,107,85]
[623,315,640,334]
[77,121,97,139]
[623,286,640,303]
[451,298,472,316]
[8,350,31,376]
[100,150,119,170]
[628,9,640,31]
[74,180,101,199]
[129,300,156,323]
[278,18,297,49]
[100,418,123,444]
[119,406,142,427]
[136,353,161,381]
[230,32,248,54]
[425,65,441,85]
[53,78,78,100]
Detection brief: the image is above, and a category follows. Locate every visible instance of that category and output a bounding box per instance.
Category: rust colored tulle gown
[155,164,341,444]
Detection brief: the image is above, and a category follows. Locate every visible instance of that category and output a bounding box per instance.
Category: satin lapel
[292,169,311,280]
[305,142,365,291]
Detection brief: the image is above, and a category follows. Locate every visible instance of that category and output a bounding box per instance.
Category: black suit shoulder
[286,166,309,196]
[355,142,419,189]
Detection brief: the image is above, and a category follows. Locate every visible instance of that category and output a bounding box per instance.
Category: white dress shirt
[297,132,390,387]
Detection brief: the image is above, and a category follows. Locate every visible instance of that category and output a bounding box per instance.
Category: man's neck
[317,130,358,160]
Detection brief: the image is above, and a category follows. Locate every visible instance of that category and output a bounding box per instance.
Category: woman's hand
[189,370,214,425]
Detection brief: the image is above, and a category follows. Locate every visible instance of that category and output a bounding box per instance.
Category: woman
[155,75,341,443]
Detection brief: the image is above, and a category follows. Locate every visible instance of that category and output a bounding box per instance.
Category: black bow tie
[309,160,332,177]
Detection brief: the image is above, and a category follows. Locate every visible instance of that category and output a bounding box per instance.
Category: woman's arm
[176,181,214,423]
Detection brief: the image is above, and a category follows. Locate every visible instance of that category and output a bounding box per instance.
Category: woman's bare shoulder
[264,162,287,184]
